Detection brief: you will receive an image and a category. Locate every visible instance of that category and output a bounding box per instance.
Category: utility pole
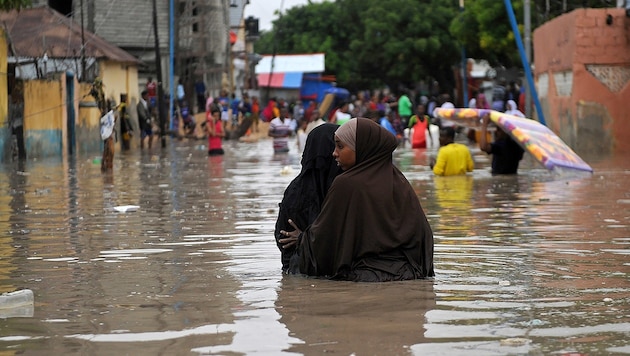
[80,0,86,81]
[524,0,532,117]
[153,0,167,147]
[459,0,468,107]
[265,0,285,102]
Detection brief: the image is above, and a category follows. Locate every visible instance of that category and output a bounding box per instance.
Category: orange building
[533,8,630,155]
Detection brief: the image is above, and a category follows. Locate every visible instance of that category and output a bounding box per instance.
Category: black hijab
[296,118,434,282]
[275,123,342,271]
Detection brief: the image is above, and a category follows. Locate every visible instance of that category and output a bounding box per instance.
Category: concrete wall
[6,59,139,161]
[534,8,630,155]
[77,82,102,155]
[23,79,65,159]
[99,60,141,150]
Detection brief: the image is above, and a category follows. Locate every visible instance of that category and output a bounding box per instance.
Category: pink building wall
[533,8,630,154]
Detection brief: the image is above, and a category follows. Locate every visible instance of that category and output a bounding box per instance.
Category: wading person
[274,123,342,273]
[91,78,115,172]
[137,90,153,149]
[279,118,434,282]
[479,113,524,175]
[206,105,225,156]
[408,104,433,149]
[119,93,133,151]
[268,107,294,153]
[430,126,474,176]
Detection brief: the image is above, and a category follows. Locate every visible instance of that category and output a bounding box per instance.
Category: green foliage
[255,0,461,92]
[253,0,615,91]
[450,0,615,67]
[0,0,31,11]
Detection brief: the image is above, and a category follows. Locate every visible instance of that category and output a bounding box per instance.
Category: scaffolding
[176,0,229,98]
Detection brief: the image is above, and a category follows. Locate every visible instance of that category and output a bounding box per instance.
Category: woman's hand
[482,113,491,127]
[279,219,302,249]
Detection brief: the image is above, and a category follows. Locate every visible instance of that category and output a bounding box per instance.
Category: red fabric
[207,112,223,151]
[146,81,156,98]
[328,108,338,121]
[304,101,316,119]
[262,100,276,122]
[518,92,526,113]
[412,118,429,149]
[257,73,285,88]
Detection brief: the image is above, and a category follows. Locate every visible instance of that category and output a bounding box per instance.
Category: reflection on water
[0,138,628,355]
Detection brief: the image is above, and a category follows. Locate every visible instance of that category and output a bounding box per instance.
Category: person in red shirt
[146,77,157,109]
[206,105,225,156]
[251,96,260,133]
[408,104,433,149]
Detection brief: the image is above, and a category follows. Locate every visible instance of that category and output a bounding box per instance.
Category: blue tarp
[324,87,350,100]
[300,74,334,103]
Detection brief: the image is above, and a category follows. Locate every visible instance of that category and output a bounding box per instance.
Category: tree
[255,0,614,92]
[0,0,31,11]
[450,0,615,67]
[255,0,461,93]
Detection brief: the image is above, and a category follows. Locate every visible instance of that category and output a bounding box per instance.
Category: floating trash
[0,290,34,318]
[280,166,294,175]
[111,205,140,213]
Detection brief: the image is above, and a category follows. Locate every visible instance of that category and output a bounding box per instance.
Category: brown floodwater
[0,135,628,355]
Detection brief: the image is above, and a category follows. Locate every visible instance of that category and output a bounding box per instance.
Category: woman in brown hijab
[280,118,434,282]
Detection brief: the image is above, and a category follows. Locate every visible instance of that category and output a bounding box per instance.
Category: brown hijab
[296,118,434,281]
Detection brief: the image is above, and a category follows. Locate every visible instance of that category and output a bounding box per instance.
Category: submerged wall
[533,8,630,155]
[23,78,65,159]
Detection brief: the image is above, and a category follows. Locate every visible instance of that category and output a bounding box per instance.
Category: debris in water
[280,166,294,175]
[112,205,140,213]
[0,289,34,318]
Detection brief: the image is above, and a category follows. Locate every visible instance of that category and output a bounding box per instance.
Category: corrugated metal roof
[255,53,325,74]
[229,0,246,28]
[0,5,141,64]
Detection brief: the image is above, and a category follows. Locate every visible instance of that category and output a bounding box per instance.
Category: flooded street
[0,136,628,355]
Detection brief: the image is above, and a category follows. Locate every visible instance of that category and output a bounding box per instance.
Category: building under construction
[31,0,234,100]
[175,0,231,98]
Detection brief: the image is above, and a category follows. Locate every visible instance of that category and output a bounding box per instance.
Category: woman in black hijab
[280,118,434,282]
[274,123,342,272]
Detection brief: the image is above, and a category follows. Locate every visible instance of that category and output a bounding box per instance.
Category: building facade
[534,8,630,155]
[32,0,233,100]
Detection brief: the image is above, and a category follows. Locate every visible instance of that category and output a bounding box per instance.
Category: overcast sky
[244,0,325,32]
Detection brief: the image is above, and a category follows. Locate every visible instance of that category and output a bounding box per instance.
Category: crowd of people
[268,84,529,282]
[108,76,528,282]
[129,78,527,175]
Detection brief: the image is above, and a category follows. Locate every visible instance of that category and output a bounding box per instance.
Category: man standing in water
[137,90,153,149]
[119,94,133,151]
[268,107,294,153]
[479,114,524,175]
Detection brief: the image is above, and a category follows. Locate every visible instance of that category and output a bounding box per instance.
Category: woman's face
[333,135,356,171]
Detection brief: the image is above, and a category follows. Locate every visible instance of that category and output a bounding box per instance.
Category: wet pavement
[0,136,628,355]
